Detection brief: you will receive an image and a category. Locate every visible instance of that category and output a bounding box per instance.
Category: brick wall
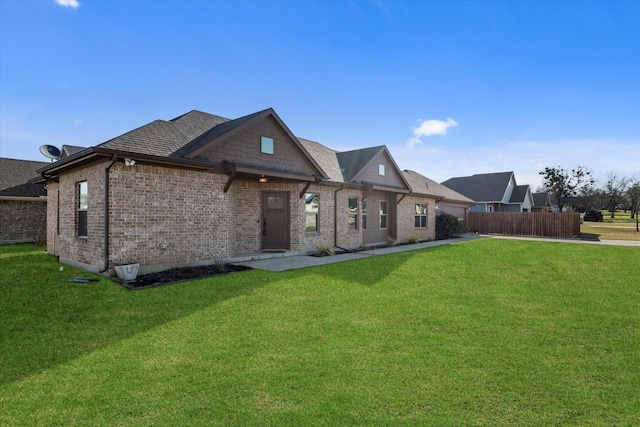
[47,157,429,273]
[334,189,364,249]
[397,195,436,242]
[108,163,231,271]
[51,162,106,271]
[0,199,47,243]
[46,182,59,254]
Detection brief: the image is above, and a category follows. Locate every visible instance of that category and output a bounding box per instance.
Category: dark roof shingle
[442,171,514,202]
[0,158,49,197]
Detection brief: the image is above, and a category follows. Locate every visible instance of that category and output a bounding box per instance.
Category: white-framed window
[261,136,274,154]
[415,203,427,228]
[348,197,358,231]
[362,199,367,230]
[305,193,319,232]
[378,163,385,176]
[77,181,88,237]
[379,200,388,229]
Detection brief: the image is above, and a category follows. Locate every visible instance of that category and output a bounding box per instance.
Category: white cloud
[55,0,80,9]
[407,117,458,147]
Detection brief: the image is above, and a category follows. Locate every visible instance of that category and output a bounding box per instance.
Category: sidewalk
[230,234,483,272]
[230,233,639,272]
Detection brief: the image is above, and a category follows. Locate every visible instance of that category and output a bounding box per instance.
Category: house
[0,158,49,243]
[532,192,552,213]
[38,108,441,275]
[441,171,534,212]
[402,170,474,220]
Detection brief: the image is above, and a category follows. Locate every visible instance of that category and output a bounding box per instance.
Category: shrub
[211,257,229,273]
[407,235,420,244]
[436,213,468,240]
[315,243,335,257]
[386,236,397,247]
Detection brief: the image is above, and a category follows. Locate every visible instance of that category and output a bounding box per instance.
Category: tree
[539,166,595,212]
[604,172,630,218]
[625,179,640,220]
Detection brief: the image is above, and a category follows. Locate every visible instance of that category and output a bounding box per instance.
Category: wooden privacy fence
[468,212,581,238]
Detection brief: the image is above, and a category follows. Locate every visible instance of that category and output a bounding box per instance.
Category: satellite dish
[39,145,61,161]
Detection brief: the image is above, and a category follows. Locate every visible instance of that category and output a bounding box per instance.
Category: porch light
[259,175,268,183]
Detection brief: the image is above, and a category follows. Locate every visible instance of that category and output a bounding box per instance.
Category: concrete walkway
[230,233,639,272]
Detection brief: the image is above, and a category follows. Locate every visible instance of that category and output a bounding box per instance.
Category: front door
[262,192,290,250]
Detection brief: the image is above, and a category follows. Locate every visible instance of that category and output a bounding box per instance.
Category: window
[379,200,388,229]
[261,136,274,154]
[415,203,427,228]
[305,193,318,232]
[267,194,284,209]
[362,199,367,230]
[348,197,358,230]
[77,181,88,237]
[378,163,385,176]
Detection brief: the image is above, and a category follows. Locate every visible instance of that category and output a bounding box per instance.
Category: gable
[348,148,410,191]
[191,114,326,179]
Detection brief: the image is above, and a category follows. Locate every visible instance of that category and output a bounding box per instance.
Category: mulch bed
[116,264,251,290]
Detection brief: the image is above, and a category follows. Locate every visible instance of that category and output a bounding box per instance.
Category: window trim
[379,200,388,230]
[77,181,88,238]
[378,163,385,176]
[414,202,428,228]
[362,199,367,230]
[347,196,358,231]
[305,192,319,232]
[261,136,274,155]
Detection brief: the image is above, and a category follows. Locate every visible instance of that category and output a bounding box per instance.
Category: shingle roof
[298,138,344,182]
[61,145,87,157]
[0,158,48,197]
[98,110,228,157]
[402,170,474,204]
[509,185,530,203]
[171,110,264,158]
[441,171,514,202]
[533,192,550,206]
[336,146,384,182]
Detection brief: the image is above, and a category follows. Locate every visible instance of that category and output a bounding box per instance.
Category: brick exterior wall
[46,158,438,274]
[334,189,364,249]
[48,162,106,271]
[108,163,231,272]
[46,182,59,253]
[0,199,47,243]
[397,195,436,242]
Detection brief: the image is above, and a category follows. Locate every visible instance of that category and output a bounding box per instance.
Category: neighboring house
[38,108,441,275]
[532,192,552,213]
[402,170,474,220]
[0,158,49,243]
[441,171,534,213]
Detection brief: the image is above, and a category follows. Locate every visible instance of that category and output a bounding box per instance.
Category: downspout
[333,185,344,248]
[99,154,118,273]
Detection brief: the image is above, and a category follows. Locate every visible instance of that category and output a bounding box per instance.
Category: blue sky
[1,0,638,188]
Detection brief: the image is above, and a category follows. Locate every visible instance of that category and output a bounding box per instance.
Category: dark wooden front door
[262,192,290,250]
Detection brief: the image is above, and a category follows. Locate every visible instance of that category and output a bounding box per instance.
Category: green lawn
[1,241,639,426]
[580,210,640,241]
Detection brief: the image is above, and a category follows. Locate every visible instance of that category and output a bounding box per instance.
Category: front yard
[1,240,639,426]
